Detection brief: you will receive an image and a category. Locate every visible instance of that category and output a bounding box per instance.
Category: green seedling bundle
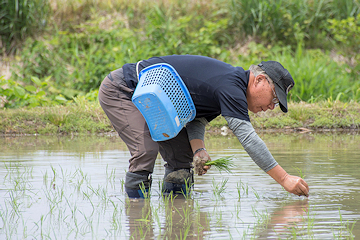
[193,156,235,175]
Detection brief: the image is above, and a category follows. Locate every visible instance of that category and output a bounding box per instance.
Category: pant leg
[98,68,159,174]
[158,128,193,170]
[159,128,194,195]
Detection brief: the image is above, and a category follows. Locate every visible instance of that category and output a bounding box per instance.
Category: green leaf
[36,90,46,97]
[25,85,37,92]
[28,102,40,108]
[48,86,59,94]
[55,95,67,103]
[31,76,42,86]
[44,76,52,82]
[14,86,26,97]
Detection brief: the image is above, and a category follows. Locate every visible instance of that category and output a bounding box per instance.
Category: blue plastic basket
[132,63,196,141]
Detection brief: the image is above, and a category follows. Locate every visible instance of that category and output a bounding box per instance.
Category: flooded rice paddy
[0,132,359,239]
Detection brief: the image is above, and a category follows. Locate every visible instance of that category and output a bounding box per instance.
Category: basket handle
[136,60,142,78]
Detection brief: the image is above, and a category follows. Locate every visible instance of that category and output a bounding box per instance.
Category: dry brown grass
[48,0,220,29]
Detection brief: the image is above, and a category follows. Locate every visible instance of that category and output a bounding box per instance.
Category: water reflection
[126,200,154,239]
[125,197,209,239]
[0,133,359,239]
[257,199,309,239]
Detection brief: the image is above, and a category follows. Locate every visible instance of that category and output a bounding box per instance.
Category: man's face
[247,74,279,113]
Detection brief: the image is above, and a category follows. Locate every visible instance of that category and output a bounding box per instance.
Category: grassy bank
[1,101,359,135]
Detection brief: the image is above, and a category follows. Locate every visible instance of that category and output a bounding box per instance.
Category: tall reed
[0,0,50,54]
[228,0,360,49]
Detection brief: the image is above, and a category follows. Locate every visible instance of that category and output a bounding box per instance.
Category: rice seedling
[236,182,242,201]
[251,206,270,233]
[193,156,235,175]
[176,221,192,240]
[139,182,151,200]
[83,192,95,216]
[4,163,33,193]
[163,190,177,207]
[174,204,190,227]
[215,210,223,226]
[205,156,235,173]
[163,194,176,230]
[78,209,94,235]
[237,180,249,196]
[135,206,152,224]
[251,187,260,200]
[193,199,208,235]
[120,178,125,192]
[212,178,229,198]
[235,203,242,220]
[333,208,356,239]
[180,178,193,199]
[151,204,162,234]
[106,165,117,188]
[293,166,306,179]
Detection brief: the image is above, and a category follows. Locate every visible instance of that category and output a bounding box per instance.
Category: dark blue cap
[258,61,294,113]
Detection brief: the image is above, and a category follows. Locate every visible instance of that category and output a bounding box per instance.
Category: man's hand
[189,139,211,175]
[193,149,211,175]
[281,174,309,197]
[267,165,309,197]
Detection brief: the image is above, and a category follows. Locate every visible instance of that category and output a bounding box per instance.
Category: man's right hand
[281,174,309,197]
[267,165,309,197]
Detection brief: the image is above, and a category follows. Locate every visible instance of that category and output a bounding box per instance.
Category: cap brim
[273,83,288,113]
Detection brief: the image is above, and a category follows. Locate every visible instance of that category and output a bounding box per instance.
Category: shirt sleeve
[186,117,208,141]
[224,116,278,172]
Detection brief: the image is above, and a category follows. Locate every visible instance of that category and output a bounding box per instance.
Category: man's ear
[254,75,265,86]
[254,75,262,86]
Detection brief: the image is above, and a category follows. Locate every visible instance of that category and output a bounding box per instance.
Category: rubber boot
[125,171,152,199]
[162,168,193,196]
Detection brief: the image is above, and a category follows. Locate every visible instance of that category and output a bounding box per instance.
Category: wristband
[193,147,206,156]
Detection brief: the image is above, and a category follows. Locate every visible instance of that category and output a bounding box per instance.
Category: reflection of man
[163,198,209,239]
[126,200,154,239]
[125,198,209,239]
[257,200,309,238]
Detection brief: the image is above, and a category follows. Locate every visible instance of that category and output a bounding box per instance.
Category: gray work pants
[98,68,193,174]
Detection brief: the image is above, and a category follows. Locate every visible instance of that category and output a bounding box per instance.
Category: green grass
[1,101,360,135]
[0,99,112,135]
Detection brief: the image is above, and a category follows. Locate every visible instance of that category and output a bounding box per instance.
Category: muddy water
[0,133,359,239]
